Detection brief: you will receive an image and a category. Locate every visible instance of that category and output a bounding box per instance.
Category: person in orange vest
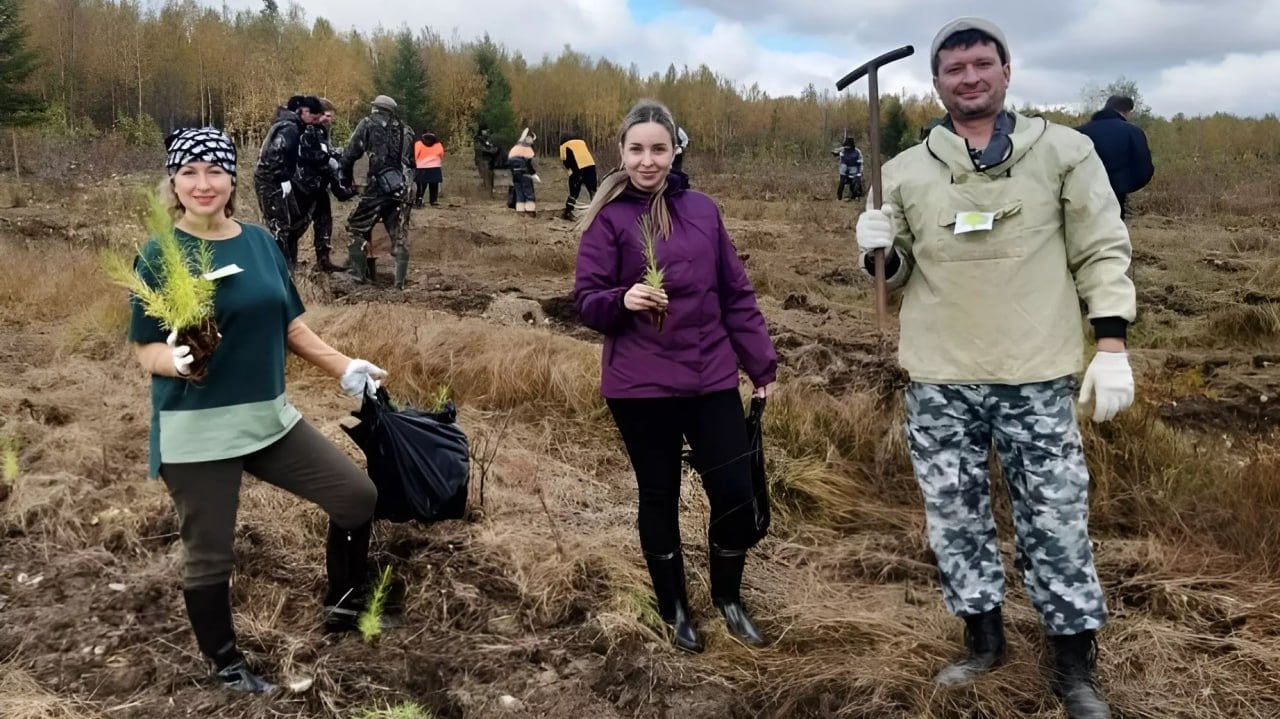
[558,132,597,221]
[413,131,445,208]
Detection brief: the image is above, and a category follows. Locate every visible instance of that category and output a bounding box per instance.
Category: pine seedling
[103,190,217,332]
[1,435,17,485]
[638,213,667,331]
[103,190,221,378]
[354,702,432,719]
[359,565,394,643]
[426,384,451,413]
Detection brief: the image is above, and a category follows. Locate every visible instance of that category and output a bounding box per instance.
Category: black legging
[837,173,863,200]
[414,169,439,206]
[606,389,757,555]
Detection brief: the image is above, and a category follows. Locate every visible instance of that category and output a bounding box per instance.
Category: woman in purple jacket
[573,100,777,653]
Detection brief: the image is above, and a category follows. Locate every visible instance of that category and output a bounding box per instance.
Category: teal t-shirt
[127,222,305,478]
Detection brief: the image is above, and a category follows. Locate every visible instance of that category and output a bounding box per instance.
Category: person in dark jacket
[832,137,864,201]
[474,127,499,195]
[341,95,416,288]
[294,98,347,272]
[573,99,777,654]
[254,95,325,269]
[558,132,598,221]
[1077,95,1154,220]
[672,125,689,173]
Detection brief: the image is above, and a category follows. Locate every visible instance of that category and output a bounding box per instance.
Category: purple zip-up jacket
[573,173,777,399]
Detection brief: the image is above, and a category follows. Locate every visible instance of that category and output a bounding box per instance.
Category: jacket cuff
[1090,317,1129,341]
[750,366,777,388]
[862,248,901,277]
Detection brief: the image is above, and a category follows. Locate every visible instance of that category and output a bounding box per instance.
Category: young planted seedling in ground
[359,565,394,642]
[1,435,17,501]
[354,702,432,719]
[426,385,452,413]
[102,190,220,380]
[638,213,667,331]
[2,436,17,485]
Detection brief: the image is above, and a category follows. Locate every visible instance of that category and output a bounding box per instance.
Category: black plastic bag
[342,387,469,523]
[744,396,771,545]
[681,396,771,548]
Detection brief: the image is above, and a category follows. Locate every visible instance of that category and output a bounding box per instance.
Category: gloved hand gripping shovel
[836,45,915,332]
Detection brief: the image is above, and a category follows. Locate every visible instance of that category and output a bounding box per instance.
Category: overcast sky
[216,0,1280,118]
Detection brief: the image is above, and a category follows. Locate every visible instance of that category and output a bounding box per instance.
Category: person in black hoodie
[254,95,325,268]
[1077,95,1155,220]
[294,98,351,272]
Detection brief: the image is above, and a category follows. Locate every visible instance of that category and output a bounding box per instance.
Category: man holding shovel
[854,18,1135,719]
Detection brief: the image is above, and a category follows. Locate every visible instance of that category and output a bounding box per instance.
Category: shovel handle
[836,45,914,333]
[874,250,888,324]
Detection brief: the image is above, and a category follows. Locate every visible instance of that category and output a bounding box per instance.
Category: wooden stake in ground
[11,129,19,182]
[836,45,915,331]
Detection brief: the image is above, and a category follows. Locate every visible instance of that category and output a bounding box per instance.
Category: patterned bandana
[164,127,238,181]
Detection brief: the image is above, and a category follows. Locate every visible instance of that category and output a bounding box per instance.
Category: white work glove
[1079,351,1134,423]
[856,203,897,253]
[165,330,194,377]
[340,359,387,397]
[531,174,542,184]
[281,180,293,197]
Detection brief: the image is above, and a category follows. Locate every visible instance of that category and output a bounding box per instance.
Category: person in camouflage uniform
[254,95,325,268]
[856,18,1137,719]
[341,95,416,288]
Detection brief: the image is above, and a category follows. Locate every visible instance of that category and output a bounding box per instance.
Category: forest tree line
[2,0,1278,171]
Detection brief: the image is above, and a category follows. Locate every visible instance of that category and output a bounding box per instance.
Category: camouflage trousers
[345,191,410,287]
[905,377,1107,635]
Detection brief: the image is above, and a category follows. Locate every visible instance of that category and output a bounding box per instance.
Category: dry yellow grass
[0,664,99,719]
[302,304,605,419]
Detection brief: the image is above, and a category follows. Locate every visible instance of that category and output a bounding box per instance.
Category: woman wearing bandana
[128,128,388,693]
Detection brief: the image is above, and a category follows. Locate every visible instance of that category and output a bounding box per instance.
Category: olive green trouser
[160,419,377,588]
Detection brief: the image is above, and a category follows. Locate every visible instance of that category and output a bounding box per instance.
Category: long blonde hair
[575,99,677,239]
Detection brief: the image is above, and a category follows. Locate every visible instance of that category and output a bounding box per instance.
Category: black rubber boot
[837,178,846,201]
[346,242,370,283]
[393,254,408,290]
[182,583,275,693]
[315,248,343,273]
[709,545,766,647]
[643,549,703,653]
[1050,631,1112,719]
[367,258,378,284]
[324,520,372,633]
[935,607,1007,686]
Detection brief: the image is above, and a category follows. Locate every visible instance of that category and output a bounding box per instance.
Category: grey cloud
[212,0,1277,115]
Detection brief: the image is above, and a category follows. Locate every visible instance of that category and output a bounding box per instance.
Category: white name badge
[954,211,996,234]
[202,264,244,281]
